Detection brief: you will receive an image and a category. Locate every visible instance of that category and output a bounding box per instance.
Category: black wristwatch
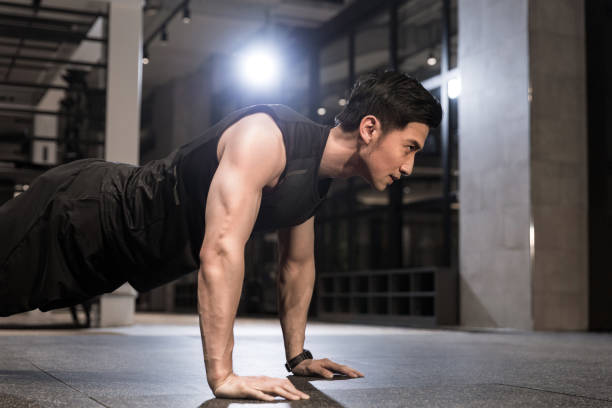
[285,349,313,372]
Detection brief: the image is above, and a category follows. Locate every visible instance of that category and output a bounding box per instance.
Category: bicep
[278,216,315,266]
[200,117,284,258]
[200,161,262,258]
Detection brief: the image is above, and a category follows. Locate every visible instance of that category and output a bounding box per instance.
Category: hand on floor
[292,357,365,379]
[212,373,310,401]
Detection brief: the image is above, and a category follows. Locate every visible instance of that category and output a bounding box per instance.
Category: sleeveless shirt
[118,104,333,291]
[0,104,332,312]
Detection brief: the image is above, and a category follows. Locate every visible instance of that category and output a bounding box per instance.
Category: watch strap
[285,349,313,372]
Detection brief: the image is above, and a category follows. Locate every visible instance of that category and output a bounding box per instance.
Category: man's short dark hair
[334,70,443,133]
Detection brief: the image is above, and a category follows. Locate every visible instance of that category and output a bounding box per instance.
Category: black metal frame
[144,0,189,50]
[0,53,106,68]
[0,1,107,18]
[0,80,102,92]
[0,0,110,159]
[309,0,456,268]
[0,12,94,28]
[0,39,57,52]
[585,0,612,330]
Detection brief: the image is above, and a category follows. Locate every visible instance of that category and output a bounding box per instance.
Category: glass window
[353,177,388,211]
[282,55,310,116]
[401,211,444,267]
[415,87,442,169]
[337,219,350,272]
[354,187,389,210]
[402,178,443,207]
[450,0,458,69]
[354,217,371,270]
[397,0,443,81]
[449,96,458,172]
[318,36,350,125]
[355,11,390,77]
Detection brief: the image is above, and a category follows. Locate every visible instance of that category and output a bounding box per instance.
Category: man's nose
[400,162,413,177]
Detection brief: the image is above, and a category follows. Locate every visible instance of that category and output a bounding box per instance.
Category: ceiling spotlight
[182,5,191,24]
[236,44,282,91]
[317,107,326,116]
[426,53,437,66]
[160,26,168,45]
[143,48,149,65]
[338,98,347,106]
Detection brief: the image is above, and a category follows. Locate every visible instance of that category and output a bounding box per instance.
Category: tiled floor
[1,314,611,407]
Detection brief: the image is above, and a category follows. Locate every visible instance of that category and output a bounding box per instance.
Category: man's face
[359,118,429,191]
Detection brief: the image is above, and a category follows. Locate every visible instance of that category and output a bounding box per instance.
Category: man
[0,70,441,401]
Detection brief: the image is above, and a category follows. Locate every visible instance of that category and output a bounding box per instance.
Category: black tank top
[176,104,333,255]
[118,104,332,291]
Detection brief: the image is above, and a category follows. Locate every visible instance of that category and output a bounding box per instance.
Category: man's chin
[374,181,387,192]
[362,175,387,191]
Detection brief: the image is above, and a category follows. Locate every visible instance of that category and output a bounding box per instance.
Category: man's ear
[358,115,379,145]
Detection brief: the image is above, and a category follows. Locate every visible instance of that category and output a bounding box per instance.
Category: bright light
[142,56,149,65]
[338,98,347,106]
[317,107,326,116]
[182,6,191,24]
[447,77,461,99]
[426,56,437,66]
[237,45,282,91]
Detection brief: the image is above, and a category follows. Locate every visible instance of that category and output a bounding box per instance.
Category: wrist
[285,346,304,361]
[285,349,313,372]
[208,370,234,391]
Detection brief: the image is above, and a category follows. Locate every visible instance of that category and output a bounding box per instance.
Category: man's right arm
[197,113,309,401]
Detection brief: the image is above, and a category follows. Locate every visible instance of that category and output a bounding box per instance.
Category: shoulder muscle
[217,112,285,188]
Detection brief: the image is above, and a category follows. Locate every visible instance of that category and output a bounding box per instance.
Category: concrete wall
[459,0,588,330]
[105,0,143,166]
[141,63,212,163]
[529,0,588,330]
[458,0,533,329]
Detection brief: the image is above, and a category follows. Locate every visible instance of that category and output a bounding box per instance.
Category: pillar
[458,0,588,330]
[98,0,144,326]
[105,0,143,164]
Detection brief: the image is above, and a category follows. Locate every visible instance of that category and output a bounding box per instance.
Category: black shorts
[0,159,127,316]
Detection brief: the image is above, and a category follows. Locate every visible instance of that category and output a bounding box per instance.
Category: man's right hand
[212,373,310,401]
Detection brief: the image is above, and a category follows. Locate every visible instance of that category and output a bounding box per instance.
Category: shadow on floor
[198,375,351,407]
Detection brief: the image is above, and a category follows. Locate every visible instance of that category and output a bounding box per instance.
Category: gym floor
[0,314,611,407]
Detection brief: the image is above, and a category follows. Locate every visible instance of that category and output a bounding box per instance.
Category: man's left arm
[277,216,364,379]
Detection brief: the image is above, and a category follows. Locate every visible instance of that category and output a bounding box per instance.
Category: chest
[254,157,326,231]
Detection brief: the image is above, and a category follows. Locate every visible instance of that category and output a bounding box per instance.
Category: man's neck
[319,126,363,179]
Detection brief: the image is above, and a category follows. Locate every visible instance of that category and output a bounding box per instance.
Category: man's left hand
[291,358,364,379]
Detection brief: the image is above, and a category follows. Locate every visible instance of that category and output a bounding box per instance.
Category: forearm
[198,250,244,389]
[277,259,315,360]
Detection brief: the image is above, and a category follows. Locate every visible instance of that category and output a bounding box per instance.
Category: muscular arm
[198,114,307,401]
[277,217,316,361]
[198,153,264,389]
[277,218,365,380]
